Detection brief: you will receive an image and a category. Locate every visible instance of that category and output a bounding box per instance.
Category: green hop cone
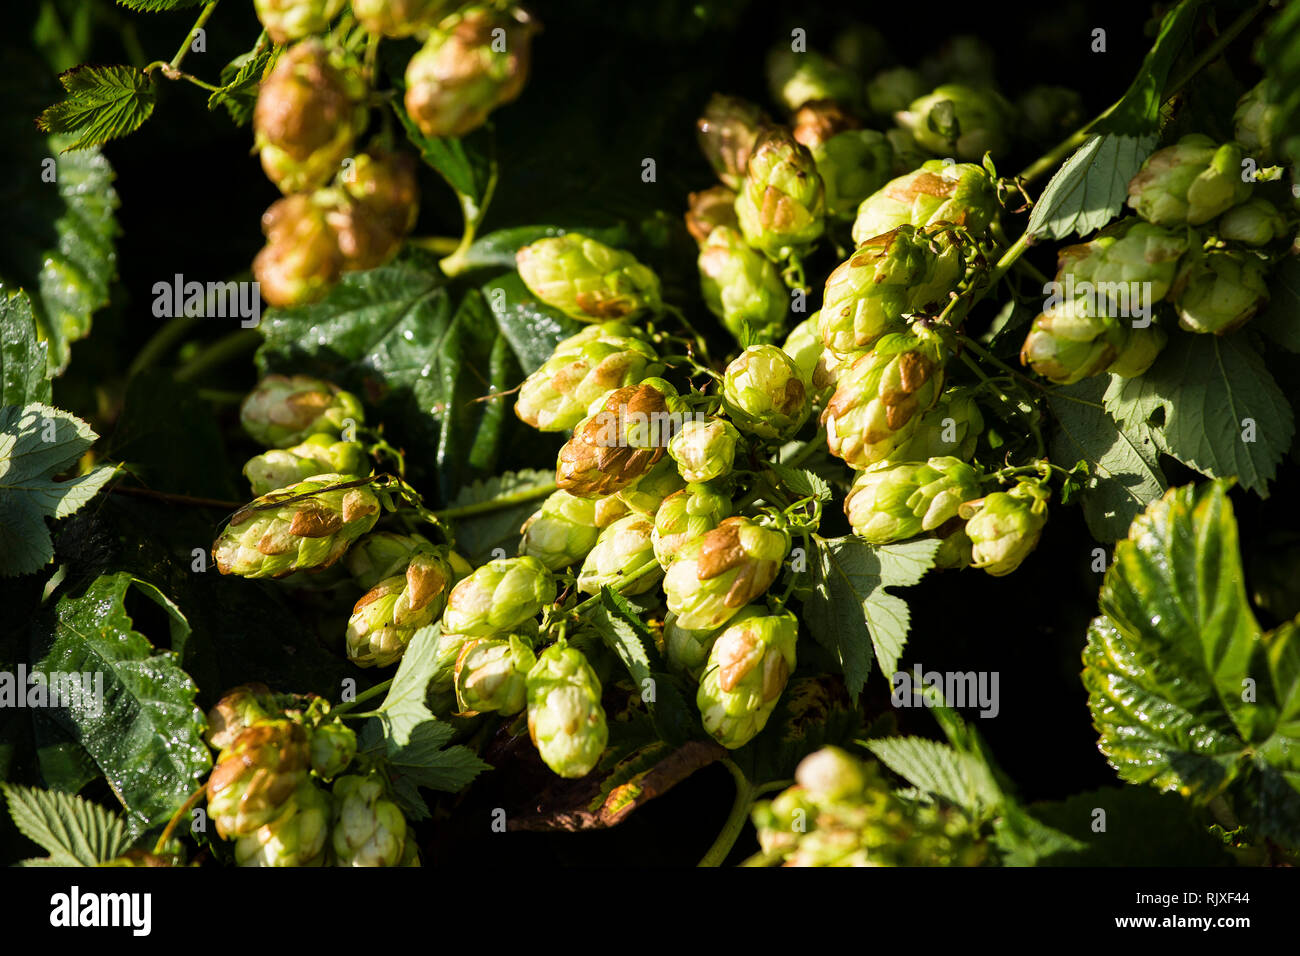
[441,556,556,637]
[353,0,451,37]
[697,609,798,749]
[516,233,662,322]
[244,434,368,497]
[253,40,367,195]
[851,160,998,245]
[932,517,974,570]
[751,785,817,857]
[822,327,946,469]
[1171,251,1270,335]
[663,516,790,631]
[812,130,896,220]
[340,151,420,237]
[820,226,963,354]
[206,683,285,751]
[697,226,789,343]
[844,456,983,544]
[897,84,1014,160]
[556,380,680,497]
[346,550,455,667]
[207,718,311,839]
[615,456,685,516]
[892,387,984,461]
[454,635,531,715]
[430,629,473,697]
[526,642,609,779]
[1020,297,1126,385]
[663,611,720,681]
[734,126,826,259]
[345,531,436,590]
[213,475,380,579]
[308,720,356,780]
[669,418,740,483]
[1016,85,1084,145]
[252,193,344,308]
[1234,81,1282,164]
[1106,324,1168,379]
[240,374,364,449]
[796,746,870,803]
[766,46,859,112]
[1126,135,1251,226]
[721,344,811,440]
[1217,197,1288,247]
[519,490,602,571]
[404,5,536,138]
[791,99,860,150]
[686,185,740,244]
[782,312,841,393]
[652,483,732,569]
[253,0,344,44]
[696,94,769,190]
[959,480,1049,576]
[515,322,662,431]
[331,772,407,867]
[576,513,663,595]
[866,67,927,117]
[234,778,332,867]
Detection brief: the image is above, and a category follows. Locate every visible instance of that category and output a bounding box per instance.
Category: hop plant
[1234,81,1281,164]
[207,718,312,839]
[331,772,408,867]
[652,483,732,569]
[576,513,663,595]
[663,516,790,631]
[892,388,984,461]
[240,375,364,449]
[205,683,284,751]
[613,456,686,517]
[696,94,769,190]
[820,226,963,354]
[346,550,455,667]
[1126,135,1251,226]
[404,5,536,138]
[353,0,451,37]
[526,642,609,778]
[697,609,798,749]
[441,556,556,636]
[669,418,741,484]
[663,612,720,681]
[685,185,741,244]
[516,234,663,321]
[866,66,927,117]
[811,129,895,220]
[253,40,367,195]
[845,457,983,544]
[896,84,1014,160]
[734,126,826,259]
[1171,251,1270,335]
[781,313,840,392]
[697,226,789,343]
[519,490,602,570]
[850,160,998,245]
[244,434,368,497]
[345,531,436,590]
[213,475,381,579]
[234,778,332,867]
[252,194,344,308]
[454,635,531,715]
[308,719,356,780]
[1217,198,1288,247]
[721,345,811,440]
[960,480,1050,576]
[253,0,344,45]
[822,327,947,469]
[766,46,859,112]
[556,380,680,497]
[791,99,861,150]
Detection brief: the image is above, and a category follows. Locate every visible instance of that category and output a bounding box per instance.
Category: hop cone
[253,40,367,194]
[1172,252,1270,335]
[206,683,284,751]
[253,194,343,307]
[892,388,983,461]
[697,610,798,749]
[430,629,473,696]
[812,129,895,220]
[766,46,859,112]
[244,434,368,497]
[213,475,380,579]
[526,643,609,779]
[1106,324,1168,379]
[792,99,860,150]
[698,226,789,343]
[404,5,536,138]
[897,84,1013,160]
[454,635,531,715]
[309,719,356,780]
[516,322,662,432]
[1126,135,1251,226]
[575,514,662,595]
[253,0,344,44]
[653,483,733,569]
[207,718,311,839]
[441,556,556,637]
[822,328,946,469]
[696,94,769,190]
[353,0,451,37]
[615,457,685,516]
[960,480,1049,576]
[734,127,826,259]
[340,151,420,237]
[663,611,720,681]
[686,185,740,244]
[556,380,680,497]
[820,226,962,354]
[851,160,997,245]
[722,345,810,440]
[346,550,455,667]
[1020,296,1128,385]
[1234,81,1281,164]
[235,778,331,867]
[782,313,840,392]
[663,516,790,631]
[866,66,927,117]
[1217,198,1287,247]
[331,772,407,867]
[346,531,436,590]
[240,374,364,449]
[844,457,983,544]
[669,418,740,484]
[516,233,662,321]
[519,490,602,571]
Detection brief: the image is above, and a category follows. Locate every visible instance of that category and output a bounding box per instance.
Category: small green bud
[576,513,663,595]
[244,434,368,497]
[1126,135,1251,226]
[240,374,365,449]
[697,226,789,343]
[668,418,741,483]
[896,84,1014,160]
[652,483,732,569]
[721,344,810,440]
[442,556,556,637]
[697,610,798,749]
[959,480,1049,576]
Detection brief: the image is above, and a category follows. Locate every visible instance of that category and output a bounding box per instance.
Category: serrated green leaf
[115,0,206,9]
[1047,376,1166,541]
[0,288,51,406]
[769,462,832,502]
[801,536,940,701]
[29,572,211,834]
[37,64,157,152]
[445,468,556,565]
[1026,133,1156,241]
[1255,257,1300,353]
[1097,0,1207,136]
[0,403,115,577]
[866,736,1002,817]
[207,35,279,127]
[395,103,493,207]
[2,784,131,866]
[1103,332,1294,495]
[479,271,582,374]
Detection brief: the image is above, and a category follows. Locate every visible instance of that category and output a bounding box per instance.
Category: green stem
[176,72,222,93]
[334,679,393,715]
[153,786,207,855]
[698,759,754,867]
[566,560,665,617]
[955,352,1045,459]
[953,331,1045,393]
[439,159,499,277]
[196,388,246,404]
[1164,0,1268,98]
[780,429,826,469]
[432,481,557,521]
[169,0,219,72]
[128,316,200,379]
[174,329,261,382]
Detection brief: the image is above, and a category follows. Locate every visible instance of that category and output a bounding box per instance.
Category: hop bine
[697,226,789,343]
[959,479,1050,576]
[213,474,381,579]
[896,84,1014,160]
[555,379,681,497]
[577,513,663,595]
[850,160,997,246]
[235,778,332,867]
[845,457,984,544]
[734,126,826,260]
[812,130,895,220]
[697,609,798,749]
[454,635,531,715]
[244,434,368,497]
[331,772,408,867]
[346,550,456,667]
[240,374,365,449]
[207,718,311,839]
[516,234,663,321]
[668,418,740,484]
[1126,135,1251,226]
[721,345,811,440]
[526,642,609,779]
[663,516,790,631]
[696,94,769,191]
[441,556,556,636]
